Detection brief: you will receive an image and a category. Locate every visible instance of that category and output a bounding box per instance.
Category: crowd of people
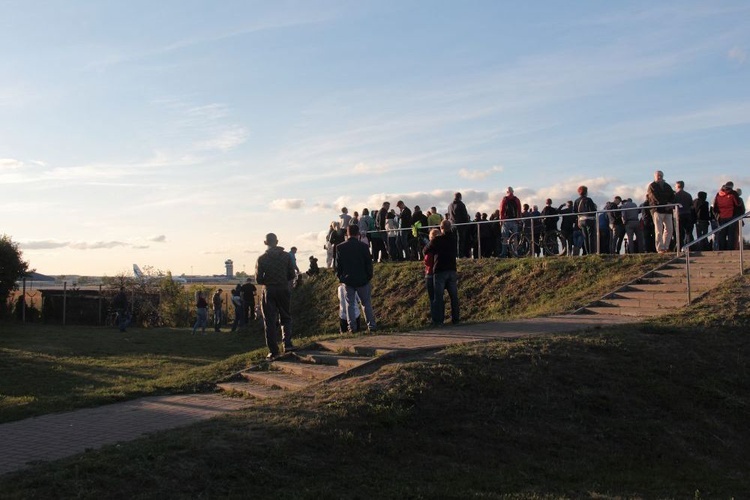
[228,171,747,360]
[324,172,746,264]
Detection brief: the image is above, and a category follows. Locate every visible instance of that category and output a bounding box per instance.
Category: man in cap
[336,224,377,333]
[255,233,297,359]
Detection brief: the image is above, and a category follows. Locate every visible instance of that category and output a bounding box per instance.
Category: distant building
[225,259,233,278]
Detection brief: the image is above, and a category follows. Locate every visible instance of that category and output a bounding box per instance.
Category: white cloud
[69,241,129,250]
[0,158,24,169]
[352,162,372,174]
[270,198,305,210]
[459,165,504,180]
[21,240,70,250]
[728,46,747,64]
[195,126,249,152]
[150,235,167,243]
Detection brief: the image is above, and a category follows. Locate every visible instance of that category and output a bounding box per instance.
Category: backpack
[504,198,518,219]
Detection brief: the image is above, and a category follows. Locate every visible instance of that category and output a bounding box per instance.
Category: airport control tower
[225,259,233,278]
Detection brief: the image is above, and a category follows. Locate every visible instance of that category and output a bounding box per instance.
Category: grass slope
[2,255,748,497]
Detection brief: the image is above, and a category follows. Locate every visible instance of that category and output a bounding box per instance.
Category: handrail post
[530,219,535,257]
[63,281,67,327]
[686,247,692,304]
[595,210,600,254]
[477,221,482,259]
[674,205,681,254]
[740,218,745,275]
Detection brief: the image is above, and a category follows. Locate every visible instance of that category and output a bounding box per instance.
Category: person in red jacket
[713,181,741,250]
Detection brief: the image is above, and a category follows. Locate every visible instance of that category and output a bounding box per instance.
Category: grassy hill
[292,253,672,334]
[1,254,748,498]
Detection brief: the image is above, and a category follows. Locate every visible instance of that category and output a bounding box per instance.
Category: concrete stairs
[577,251,745,317]
[216,344,384,400]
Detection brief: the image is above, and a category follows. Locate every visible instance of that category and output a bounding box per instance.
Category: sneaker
[266,352,278,361]
[284,344,297,353]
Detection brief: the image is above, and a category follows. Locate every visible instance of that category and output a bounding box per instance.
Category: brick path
[0,314,635,476]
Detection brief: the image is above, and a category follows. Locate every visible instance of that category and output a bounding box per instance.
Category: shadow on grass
[2,325,747,498]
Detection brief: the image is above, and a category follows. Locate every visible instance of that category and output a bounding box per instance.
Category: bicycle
[508,229,569,257]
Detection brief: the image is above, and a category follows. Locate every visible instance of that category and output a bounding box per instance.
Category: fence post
[740,218,745,275]
[674,206,681,254]
[98,284,103,326]
[21,278,26,323]
[62,281,67,327]
[595,211,601,254]
[477,222,481,259]
[686,247,692,304]
[530,220,535,257]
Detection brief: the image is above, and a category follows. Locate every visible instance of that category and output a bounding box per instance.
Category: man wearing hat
[255,233,297,359]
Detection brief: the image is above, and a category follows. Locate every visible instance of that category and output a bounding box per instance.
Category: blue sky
[2,1,748,276]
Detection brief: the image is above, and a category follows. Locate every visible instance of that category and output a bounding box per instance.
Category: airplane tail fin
[133,264,143,278]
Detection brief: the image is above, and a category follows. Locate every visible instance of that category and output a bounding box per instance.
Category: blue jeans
[500,221,518,257]
[345,283,376,332]
[425,274,434,303]
[192,307,207,334]
[431,270,459,324]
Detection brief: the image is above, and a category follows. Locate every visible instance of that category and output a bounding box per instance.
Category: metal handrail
[363,202,683,259]
[683,210,749,303]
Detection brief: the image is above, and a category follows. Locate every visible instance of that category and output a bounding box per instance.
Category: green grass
[0,253,671,423]
[1,323,747,498]
[1,255,748,497]
[0,324,268,423]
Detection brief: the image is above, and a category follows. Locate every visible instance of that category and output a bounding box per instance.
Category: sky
[1,0,749,277]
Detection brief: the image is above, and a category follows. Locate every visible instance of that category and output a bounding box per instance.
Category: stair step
[293,350,373,369]
[271,360,347,380]
[636,276,722,286]
[315,341,396,357]
[583,306,673,317]
[650,268,738,279]
[240,371,311,391]
[216,381,286,400]
[612,290,687,301]
[597,297,688,309]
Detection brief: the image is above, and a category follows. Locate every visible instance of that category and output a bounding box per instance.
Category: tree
[0,234,30,318]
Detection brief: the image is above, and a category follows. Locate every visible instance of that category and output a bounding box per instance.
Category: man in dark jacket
[240,278,257,322]
[646,170,675,253]
[336,224,377,333]
[424,219,459,325]
[448,192,470,258]
[255,233,297,359]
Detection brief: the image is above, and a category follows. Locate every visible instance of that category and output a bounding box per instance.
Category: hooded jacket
[713,187,740,221]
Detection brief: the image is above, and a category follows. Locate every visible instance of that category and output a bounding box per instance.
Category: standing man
[620,197,644,254]
[396,201,412,260]
[112,286,130,332]
[693,191,711,249]
[424,219,460,326]
[605,196,625,254]
[212,288,223,332]
[336,224,377,333]
[558,200,576,254]
[448,192,471,258]
[574,186,597,255]
[646,170,676,254]
[288,246,300,287]
[427,206,443,228]
[255,233,297,359]
[240,277,257,321]
[673,181,694,249]
[499,187,522,257]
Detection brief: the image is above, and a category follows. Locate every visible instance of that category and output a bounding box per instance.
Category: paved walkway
[0,314,634,476]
